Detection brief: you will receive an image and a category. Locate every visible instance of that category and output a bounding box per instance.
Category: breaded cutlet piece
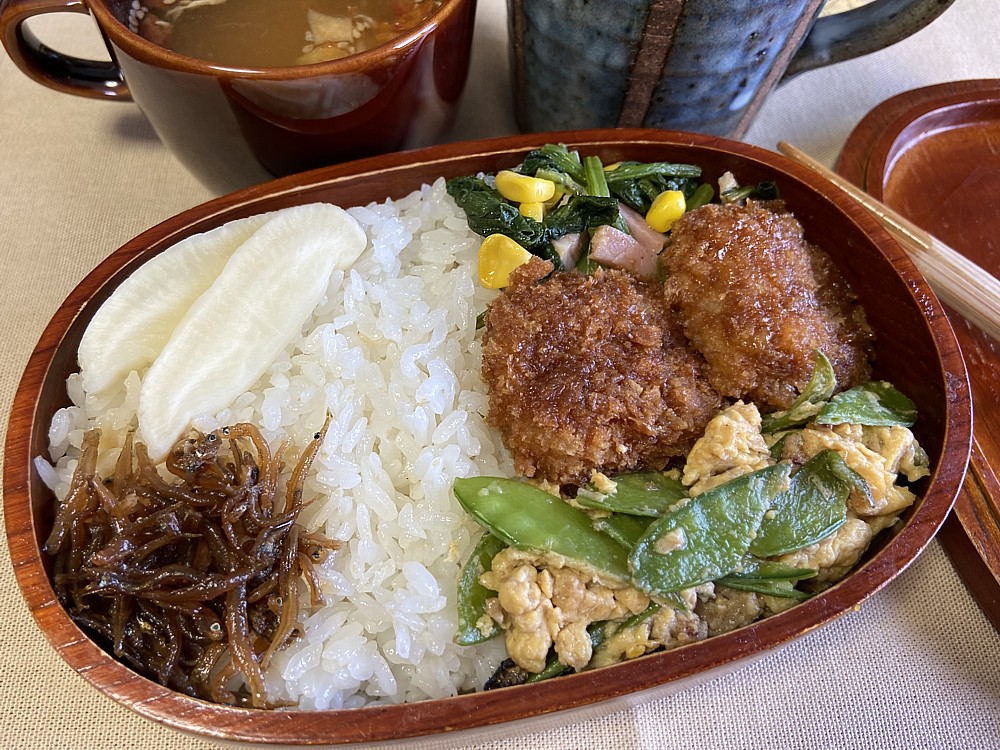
[481,257,721,485]
[662,202,873,410]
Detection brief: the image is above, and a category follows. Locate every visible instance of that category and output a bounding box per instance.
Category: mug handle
[0,0,130,99]
[785,0,958,79]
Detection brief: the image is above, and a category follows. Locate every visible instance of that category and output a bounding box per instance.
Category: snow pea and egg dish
[37,145,929,707]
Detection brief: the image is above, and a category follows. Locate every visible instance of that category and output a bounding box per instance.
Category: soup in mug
[128,0,443,68]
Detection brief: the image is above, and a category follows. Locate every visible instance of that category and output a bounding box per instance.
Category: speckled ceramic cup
[0,0,477,193]
[508,0,956,138]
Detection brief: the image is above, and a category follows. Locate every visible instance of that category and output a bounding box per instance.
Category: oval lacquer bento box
[3,129,972,745]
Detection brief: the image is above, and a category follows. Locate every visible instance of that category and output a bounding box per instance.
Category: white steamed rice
[37,177,511,708]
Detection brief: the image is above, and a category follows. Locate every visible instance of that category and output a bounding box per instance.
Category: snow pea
[524,652,570,683]
[576,471,688,517]
[455,532,507,646]
[750,449,867,558]
[591,512,655,550]
[629,464,791,596]
[453,477,632,581]
[717,557,815,599]
[816,381,917,427]
[730,557,817,581]
[761,350,836,433]
[717,576,813,601]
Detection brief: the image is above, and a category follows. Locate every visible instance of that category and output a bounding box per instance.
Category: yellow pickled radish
[137,203,367,460]
[645,190,687,232]
[495,170,556,204]
[478,234,533,289]
[78,212,274,402]
[519,201,545,222]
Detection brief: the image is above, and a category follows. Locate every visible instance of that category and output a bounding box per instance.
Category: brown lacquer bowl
[3,130,973,745]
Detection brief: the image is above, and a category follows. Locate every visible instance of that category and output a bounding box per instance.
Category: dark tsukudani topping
[45,419,337,708]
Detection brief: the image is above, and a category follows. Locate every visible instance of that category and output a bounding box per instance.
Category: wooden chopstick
[777,141,1000,344]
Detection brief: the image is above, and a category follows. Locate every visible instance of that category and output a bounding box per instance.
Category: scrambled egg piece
[480,548,650,673]
[771,422,927,586]
[681,401,773,496]
[480,410,928,675]
[775,517,873,584]
[781,423,929,518]
[590,586,708,669]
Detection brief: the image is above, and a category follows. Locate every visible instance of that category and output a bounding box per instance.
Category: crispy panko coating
[662,202,874,411]
[481,258,721,485]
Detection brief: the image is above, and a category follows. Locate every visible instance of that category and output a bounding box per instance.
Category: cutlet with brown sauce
[661,202,873,410]
[481,257,721,486]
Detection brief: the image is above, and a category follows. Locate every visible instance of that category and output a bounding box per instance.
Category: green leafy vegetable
[546,195,622,234]
[446,175,548,248]
[535,167,586,196]
[447,144,712,274]
[721,180,781,204]
[603,159,701,214]
[685,183,715,211]
[519,144,703,215]
[446,175,620,269]
[583,155,611,198]
[604,160,702,183]
[519,143,585,183]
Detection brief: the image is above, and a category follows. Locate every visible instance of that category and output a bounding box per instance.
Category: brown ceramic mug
[0,0,478,193]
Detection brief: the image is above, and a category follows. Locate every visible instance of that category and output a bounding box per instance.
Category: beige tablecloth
[2,1,999,748]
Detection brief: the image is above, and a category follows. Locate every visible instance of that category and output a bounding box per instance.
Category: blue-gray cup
[508,0,957,138]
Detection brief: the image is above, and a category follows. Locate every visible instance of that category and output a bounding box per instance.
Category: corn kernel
[645,190,687,232]
[519,201,545,222]
[495,170,556,204]
[478,234,533,289]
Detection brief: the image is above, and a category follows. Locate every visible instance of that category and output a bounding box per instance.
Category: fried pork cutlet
[481,258,721,486]
[662,202,873,411]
